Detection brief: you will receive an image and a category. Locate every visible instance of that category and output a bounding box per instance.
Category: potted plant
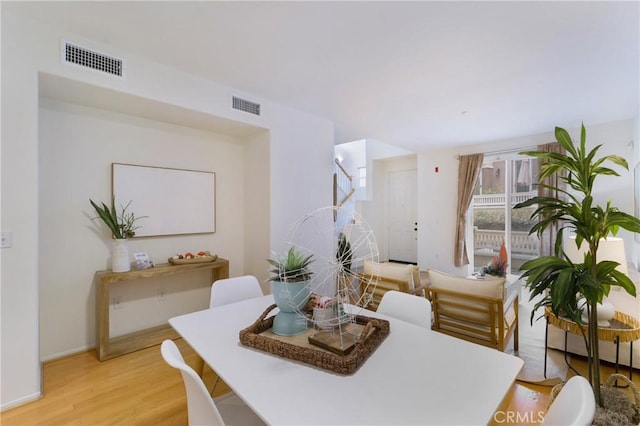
[514,124,640,412]
[337,232,353,273]
[336,231,358,305]
[267,246,314,336]
[90,198,145,272]
[90,198,144,239]
[480,239,508,277]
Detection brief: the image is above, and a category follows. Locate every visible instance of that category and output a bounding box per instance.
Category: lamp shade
[565,235,628,275]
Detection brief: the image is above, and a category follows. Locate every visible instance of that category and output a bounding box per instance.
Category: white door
[388,169,417,263]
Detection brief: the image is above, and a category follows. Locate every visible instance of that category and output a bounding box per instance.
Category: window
[471,154,539,274]
[358,167,367,188]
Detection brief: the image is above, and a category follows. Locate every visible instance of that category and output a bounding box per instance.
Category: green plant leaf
[514,124,640,403]
[266,246,315,283]
[89,198,144,239]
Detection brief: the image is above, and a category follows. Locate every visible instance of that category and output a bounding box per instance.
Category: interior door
[388,169,417,263]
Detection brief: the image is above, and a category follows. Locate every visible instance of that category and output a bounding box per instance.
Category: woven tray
[168,254,218,265]
[239,304,390,375]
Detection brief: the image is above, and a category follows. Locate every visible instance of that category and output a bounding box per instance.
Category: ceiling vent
[232,96,261,116]
[62,41,124,78]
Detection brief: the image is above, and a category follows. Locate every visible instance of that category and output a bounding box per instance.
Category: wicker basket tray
[239,304,390,375]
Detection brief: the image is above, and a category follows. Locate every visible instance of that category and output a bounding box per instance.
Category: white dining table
[169,295,523,425]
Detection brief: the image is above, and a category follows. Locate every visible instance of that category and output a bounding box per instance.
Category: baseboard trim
[0,391,42,412]
[41,345,94,363]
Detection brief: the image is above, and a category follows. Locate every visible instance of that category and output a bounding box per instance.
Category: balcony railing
[473,191,537,208]
[474,229,539,260]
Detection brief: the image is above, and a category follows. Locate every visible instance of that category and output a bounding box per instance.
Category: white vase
[111,239,130,273]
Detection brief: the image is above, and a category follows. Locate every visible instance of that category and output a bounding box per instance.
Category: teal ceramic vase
[272,280,311,336]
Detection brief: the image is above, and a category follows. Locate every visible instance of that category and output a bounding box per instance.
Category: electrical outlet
[113,296,122,310]
[158,288,167,301]
[1,231,12,248]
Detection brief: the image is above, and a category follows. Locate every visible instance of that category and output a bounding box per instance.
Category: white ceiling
[7,1,640,151]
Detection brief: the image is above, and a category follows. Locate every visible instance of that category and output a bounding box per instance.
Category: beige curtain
[537,142,565,256]
[454,154,484,266]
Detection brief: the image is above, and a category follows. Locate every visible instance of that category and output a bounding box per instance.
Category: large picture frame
[112,163,215,237]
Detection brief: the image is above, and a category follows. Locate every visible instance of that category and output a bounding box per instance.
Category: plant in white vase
[90,198,145,272]
[90,198,143,239]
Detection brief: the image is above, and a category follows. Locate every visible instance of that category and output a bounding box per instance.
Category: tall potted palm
[515,124,640,406]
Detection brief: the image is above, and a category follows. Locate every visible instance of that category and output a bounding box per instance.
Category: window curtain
[537,142,566,256]
[454,154,484,267]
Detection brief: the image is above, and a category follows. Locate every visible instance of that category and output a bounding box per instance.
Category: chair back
[427,269,518,351]
[210,275,263,308]
[358,261,423,310]
[543,375,595,425]
[160,340,225,426]
[377,290,431,328]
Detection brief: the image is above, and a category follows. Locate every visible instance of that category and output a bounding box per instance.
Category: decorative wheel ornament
[282,206,379,333]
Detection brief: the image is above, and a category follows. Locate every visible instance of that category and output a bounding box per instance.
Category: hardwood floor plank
[1,339,193,426]
[2,339,639,425]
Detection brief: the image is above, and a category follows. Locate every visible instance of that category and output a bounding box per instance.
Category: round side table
[545,308,640,382]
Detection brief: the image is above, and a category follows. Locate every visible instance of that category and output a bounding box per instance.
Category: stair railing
[333,159,355,208]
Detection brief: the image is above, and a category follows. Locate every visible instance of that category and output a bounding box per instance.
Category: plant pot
[111,238,131,273]
[271,280,310,336]
[551,373,640,425]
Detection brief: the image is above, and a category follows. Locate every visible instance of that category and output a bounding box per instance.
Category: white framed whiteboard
[112,163,215,237]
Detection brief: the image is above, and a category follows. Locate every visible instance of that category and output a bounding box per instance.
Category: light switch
[1,231,12,248]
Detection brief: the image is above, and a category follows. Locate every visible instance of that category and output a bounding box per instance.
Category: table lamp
[566,235,628,326]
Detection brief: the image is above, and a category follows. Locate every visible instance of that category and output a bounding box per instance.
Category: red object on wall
[435,166,439,173]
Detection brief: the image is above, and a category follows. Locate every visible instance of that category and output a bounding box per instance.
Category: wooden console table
[95,258,229,361]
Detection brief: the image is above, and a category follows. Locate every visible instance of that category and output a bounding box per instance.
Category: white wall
[38,98,250,356]
[2,10,44,409]
[335,140,366,173]
[417,147,459,273]
[365,139,413,200]
[417,119,638,276]
[1,10,333,409]
[267,102,335,254]
[244,131,272,292]
[634,114,640,271]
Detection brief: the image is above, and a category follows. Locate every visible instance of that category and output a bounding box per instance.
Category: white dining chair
[543,375,595,425]
[204,275,264,394]
[209,275,264,308]
[376,290,432,329]
[161,339,264,426]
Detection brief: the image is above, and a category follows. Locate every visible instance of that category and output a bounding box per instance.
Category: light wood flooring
[1,339,638,425]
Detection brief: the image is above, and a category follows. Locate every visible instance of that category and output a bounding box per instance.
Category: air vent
[63,41,123,77]
[232,96,261,116]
